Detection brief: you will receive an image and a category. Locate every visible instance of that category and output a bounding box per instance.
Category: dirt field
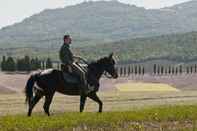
[0,72,197,116]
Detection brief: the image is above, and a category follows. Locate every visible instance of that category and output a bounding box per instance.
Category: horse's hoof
[27,112,31,117]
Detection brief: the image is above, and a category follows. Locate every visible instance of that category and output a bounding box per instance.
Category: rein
[75,56,115,79]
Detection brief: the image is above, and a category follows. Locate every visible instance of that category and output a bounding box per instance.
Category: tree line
[153,64,197,75]
[118,65,145,76]
[1,56,53,72]
[116,64,197,77]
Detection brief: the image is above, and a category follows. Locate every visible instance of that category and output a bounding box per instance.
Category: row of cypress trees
[1,56,53,72]
[153,64,197,75]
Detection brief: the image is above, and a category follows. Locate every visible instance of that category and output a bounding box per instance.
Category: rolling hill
[0,0,197,48]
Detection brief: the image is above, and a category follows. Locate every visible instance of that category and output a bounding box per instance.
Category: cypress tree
[179,65,183,74]
[153,64,157,75]
[134,65,137,75]
[138,65,141,75]
[168,66,171,74]
[128,66,130,76]
[161,66,164,75]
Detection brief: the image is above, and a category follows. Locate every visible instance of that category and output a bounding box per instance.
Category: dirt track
[0,72,197,115]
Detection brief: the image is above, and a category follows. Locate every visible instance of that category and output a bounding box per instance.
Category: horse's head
[101,53,118,79]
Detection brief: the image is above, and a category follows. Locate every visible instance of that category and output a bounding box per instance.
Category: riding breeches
[71,63,87,86]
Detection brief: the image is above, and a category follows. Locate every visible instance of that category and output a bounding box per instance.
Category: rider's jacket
[59,44,74,65]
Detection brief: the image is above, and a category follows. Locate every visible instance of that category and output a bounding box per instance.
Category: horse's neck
[88,63,104,81]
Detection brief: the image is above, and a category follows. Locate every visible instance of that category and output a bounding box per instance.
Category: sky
[0,0,192,29]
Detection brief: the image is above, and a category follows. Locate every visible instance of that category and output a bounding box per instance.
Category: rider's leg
[72,63,89,94]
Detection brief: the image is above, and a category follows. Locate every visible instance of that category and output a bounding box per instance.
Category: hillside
[0,0,197,48]
[1,31,197,63]
[77,31,197,62]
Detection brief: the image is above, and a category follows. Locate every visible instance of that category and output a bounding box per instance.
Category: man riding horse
[25,48,118,116]
[59,35,90,94]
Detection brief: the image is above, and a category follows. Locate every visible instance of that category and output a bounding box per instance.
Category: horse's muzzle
[113,73,118,79]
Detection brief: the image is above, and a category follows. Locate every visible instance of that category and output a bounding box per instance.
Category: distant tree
[161,66,164,75]
[46,58,53,69]
[179,65,183,74]
[165,67,168,75]
[41,60,45,69]
[5,56,16,71]
[35,57,41,69]
[1,56,6,71]
[186,66,189,74]
[30,58,37,70]
[172,67,175,75]
[190,66,193,74]
[17,58,27,71]
[123,66,126,76]
[120,67,123,76]
[131,65,134,74]
[168,66,171,74]
[142,67,145,75]
[157,65,160,75]
[16,59,22,71]
[134,65,137,75]
[138,65,141,75]
[128,66,131,76]
[24,56,31,71]
[153,64,157,75]
[175,67,178,75]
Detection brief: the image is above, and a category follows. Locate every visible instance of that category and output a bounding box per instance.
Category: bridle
[103,71,113,78]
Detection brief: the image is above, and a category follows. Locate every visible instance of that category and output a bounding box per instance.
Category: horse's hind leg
[43,94,54,116]
[28,90,43,116]
[80,95,87,112]
[88,93,103,113]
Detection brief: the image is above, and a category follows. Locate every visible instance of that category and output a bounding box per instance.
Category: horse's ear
[109,52,113,59]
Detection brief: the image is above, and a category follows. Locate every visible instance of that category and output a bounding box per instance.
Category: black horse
[25,53,118,116]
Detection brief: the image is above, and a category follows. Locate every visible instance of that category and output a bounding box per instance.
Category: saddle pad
[62,72,80,84]
[41,69,53,75]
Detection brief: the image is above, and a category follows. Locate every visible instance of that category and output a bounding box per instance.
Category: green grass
[1,105,197,131]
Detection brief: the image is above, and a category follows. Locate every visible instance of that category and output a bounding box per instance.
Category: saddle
[61,64,80,84]
[61,63,95,93]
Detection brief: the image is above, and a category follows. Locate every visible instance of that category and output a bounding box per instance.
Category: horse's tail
[25,72,40,105]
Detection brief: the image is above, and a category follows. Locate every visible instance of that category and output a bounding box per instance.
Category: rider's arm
[73,56,88,64]
[59,45,74,65]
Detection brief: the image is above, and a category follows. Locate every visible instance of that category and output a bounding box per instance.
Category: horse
[25,53,118,116]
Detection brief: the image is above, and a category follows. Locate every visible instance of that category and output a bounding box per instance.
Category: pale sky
[0,0,192,29]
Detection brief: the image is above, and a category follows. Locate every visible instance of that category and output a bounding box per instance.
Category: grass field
[116,83,180,92]
[1,105,197,131]
[1,73,197,130]
[1,90,197,116]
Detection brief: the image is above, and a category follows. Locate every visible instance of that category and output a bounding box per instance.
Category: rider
[59,35,89,94]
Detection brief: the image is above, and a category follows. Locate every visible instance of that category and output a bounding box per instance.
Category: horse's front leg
[80,94,87,112]
[88,92,103,113]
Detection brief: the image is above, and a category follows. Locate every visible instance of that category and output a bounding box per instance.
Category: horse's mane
[88,57,108,67]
